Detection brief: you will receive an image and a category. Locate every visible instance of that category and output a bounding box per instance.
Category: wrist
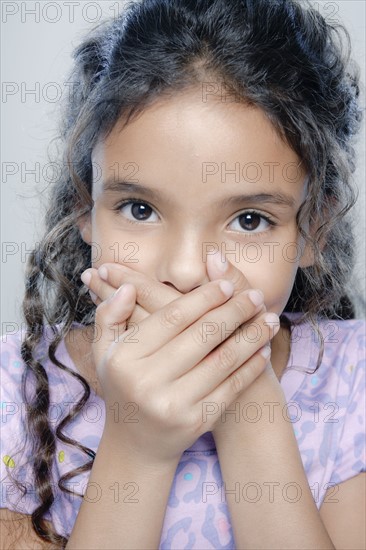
[212,366,287,443]
[100,424,181,473]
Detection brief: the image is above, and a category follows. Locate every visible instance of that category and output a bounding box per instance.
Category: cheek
[91,205,164,270]
[237,245,298,312]
[90,207,129,266]
[90,224,156,272]
[89,213,115,267]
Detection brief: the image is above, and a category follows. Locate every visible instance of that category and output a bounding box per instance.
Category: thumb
[206,251,267,312]
[206,251,250,294]
[93,283,137,369]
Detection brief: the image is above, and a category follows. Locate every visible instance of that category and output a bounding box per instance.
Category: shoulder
[315,320,365,478]
[0,325,69,515]
[1,329,37,513]
[285,313,365,370]
[315,317,365,376]
[316,317,365,350]
[290,314,365,344]
[306,317,365,390]
[285,317,365,487]
[284,315,365,443]
[1,323,77,396]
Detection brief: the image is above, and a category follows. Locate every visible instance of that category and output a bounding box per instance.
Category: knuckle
[190,321,207,346]
[149,397,179,426]
[231,269,247,290]
[133,374,151,400]
[232,297,251,319]
[160,399,178,419]
[107,347,119,369]
[106,346,124,373]
[215,344,238,372]
[199,284,219,304]
[159,304,186,329]
[229,370,244,394]
[240,360,260,387]
[138,283,153,304]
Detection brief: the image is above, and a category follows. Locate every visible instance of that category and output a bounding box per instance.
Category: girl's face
[80,88,313,317]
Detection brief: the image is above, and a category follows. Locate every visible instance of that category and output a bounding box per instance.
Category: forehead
[94,88,299,159]
[92,89,307,202]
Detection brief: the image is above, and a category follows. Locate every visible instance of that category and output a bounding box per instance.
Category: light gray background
[1,1,365,332]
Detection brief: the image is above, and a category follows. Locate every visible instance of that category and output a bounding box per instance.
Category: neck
[270,324,291,382]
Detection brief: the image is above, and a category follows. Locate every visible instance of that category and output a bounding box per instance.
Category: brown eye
[228,210,276,236]
[239,213,261,231]
[130,202,153,221]
[114,200,159,224]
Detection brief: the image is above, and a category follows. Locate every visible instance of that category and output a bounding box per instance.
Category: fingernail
[213,250,228,273]
[260,345,271,359]
[247,289,264,307]
[113,284,131,299]
[98,266,108,280]
[263,312,280,336]
[80,270,92,286]
[219,280,234,297]
[89,290,97,302]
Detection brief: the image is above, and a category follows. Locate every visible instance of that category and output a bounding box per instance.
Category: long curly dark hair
[5,0,364,546]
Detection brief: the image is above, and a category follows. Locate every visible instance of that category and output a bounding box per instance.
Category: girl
[1,0,365,548]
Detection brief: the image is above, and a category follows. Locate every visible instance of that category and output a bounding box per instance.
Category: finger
[81,268,149,324]
[114,279,238,360]
[201,343,271,424]
[148,285,267,379]
[128,303,150,325]
[81,268,119,305]
[206,251,263,300]
[97,263,181,313]
[93,283,137,371]
[180,311,279,402]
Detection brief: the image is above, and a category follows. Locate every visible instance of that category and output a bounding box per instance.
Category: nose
[156,234,212,294]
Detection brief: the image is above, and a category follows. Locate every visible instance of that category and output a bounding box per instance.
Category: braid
[16,231,96,546]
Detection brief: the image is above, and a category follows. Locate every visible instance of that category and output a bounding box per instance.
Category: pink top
[1,313,365,548]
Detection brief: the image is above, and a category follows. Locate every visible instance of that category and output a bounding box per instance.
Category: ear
[76,212,92,245]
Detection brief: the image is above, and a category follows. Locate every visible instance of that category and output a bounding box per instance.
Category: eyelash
[113,198,278,237]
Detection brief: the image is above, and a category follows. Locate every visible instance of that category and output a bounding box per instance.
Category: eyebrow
[102,179,296,209]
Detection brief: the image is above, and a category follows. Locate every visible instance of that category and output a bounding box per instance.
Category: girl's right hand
[93,279,277,464]
[81,252,267,327]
